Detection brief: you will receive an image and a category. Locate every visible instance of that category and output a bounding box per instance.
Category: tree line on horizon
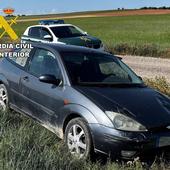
[140,6,170,10]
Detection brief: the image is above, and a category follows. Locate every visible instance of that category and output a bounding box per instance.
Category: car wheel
[0,84,8,111]
[65,117,93,159]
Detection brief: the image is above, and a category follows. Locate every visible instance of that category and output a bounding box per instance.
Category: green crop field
[11,15,170,47]
[66,15,170,49]
[2,14,170,57]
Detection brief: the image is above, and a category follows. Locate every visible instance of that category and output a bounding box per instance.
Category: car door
[20,48,65,130]
[4,48,35,107]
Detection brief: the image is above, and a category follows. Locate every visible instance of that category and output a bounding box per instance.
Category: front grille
[93,44,100,49]
[86,44,100,49]
[86,44,93,48]
[149,126,170,133]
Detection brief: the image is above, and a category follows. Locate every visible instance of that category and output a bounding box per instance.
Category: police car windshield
[51,26,85,38]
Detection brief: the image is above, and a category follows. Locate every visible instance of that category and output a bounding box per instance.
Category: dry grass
[145,77,170,96]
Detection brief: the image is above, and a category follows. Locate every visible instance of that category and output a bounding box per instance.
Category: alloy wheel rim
[0,87,7,111]
[67,124,87,158]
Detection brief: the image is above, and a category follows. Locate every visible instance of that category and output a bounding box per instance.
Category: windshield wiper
[77,82,146,88]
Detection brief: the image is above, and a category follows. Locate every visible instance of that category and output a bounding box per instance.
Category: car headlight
[105,111,147,132]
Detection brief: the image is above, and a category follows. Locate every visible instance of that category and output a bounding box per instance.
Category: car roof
[32,43,109,55]
[28,24,74,29]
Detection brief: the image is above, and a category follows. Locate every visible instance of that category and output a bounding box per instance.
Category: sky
[0,0,170,15]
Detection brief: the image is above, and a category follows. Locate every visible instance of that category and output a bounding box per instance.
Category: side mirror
[138,76,143,81]
[39,74,62,86]
[117,56,122,60]
[43,35,53,41]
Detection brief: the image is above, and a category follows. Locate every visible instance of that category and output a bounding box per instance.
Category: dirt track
[17,9,170,22]
[121,55,170,82]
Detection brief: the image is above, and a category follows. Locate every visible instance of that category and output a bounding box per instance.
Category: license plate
[159,137,170,147]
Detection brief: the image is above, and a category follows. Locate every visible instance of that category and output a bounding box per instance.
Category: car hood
[58,35,101,46]
[75,86,170,129]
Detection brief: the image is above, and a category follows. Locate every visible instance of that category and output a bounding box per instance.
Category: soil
[120,55,170,82]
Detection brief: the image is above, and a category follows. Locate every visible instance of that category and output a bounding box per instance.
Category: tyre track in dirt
[120,55,170,82]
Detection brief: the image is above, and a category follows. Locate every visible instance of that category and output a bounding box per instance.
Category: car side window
[29,48,62,79]
[9,48,31,67]
[28,27,41,38]
[41,28,52,38]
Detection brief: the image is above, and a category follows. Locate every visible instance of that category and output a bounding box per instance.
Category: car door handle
[22,76,29,82]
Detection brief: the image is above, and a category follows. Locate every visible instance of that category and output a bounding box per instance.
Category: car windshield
[61,52,144,86]
[50,26,85,38]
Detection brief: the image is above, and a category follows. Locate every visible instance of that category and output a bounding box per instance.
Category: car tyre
[65,117,93,159]
[0,84,8,111]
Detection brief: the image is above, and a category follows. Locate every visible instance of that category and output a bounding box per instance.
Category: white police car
[21,20,104,51]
